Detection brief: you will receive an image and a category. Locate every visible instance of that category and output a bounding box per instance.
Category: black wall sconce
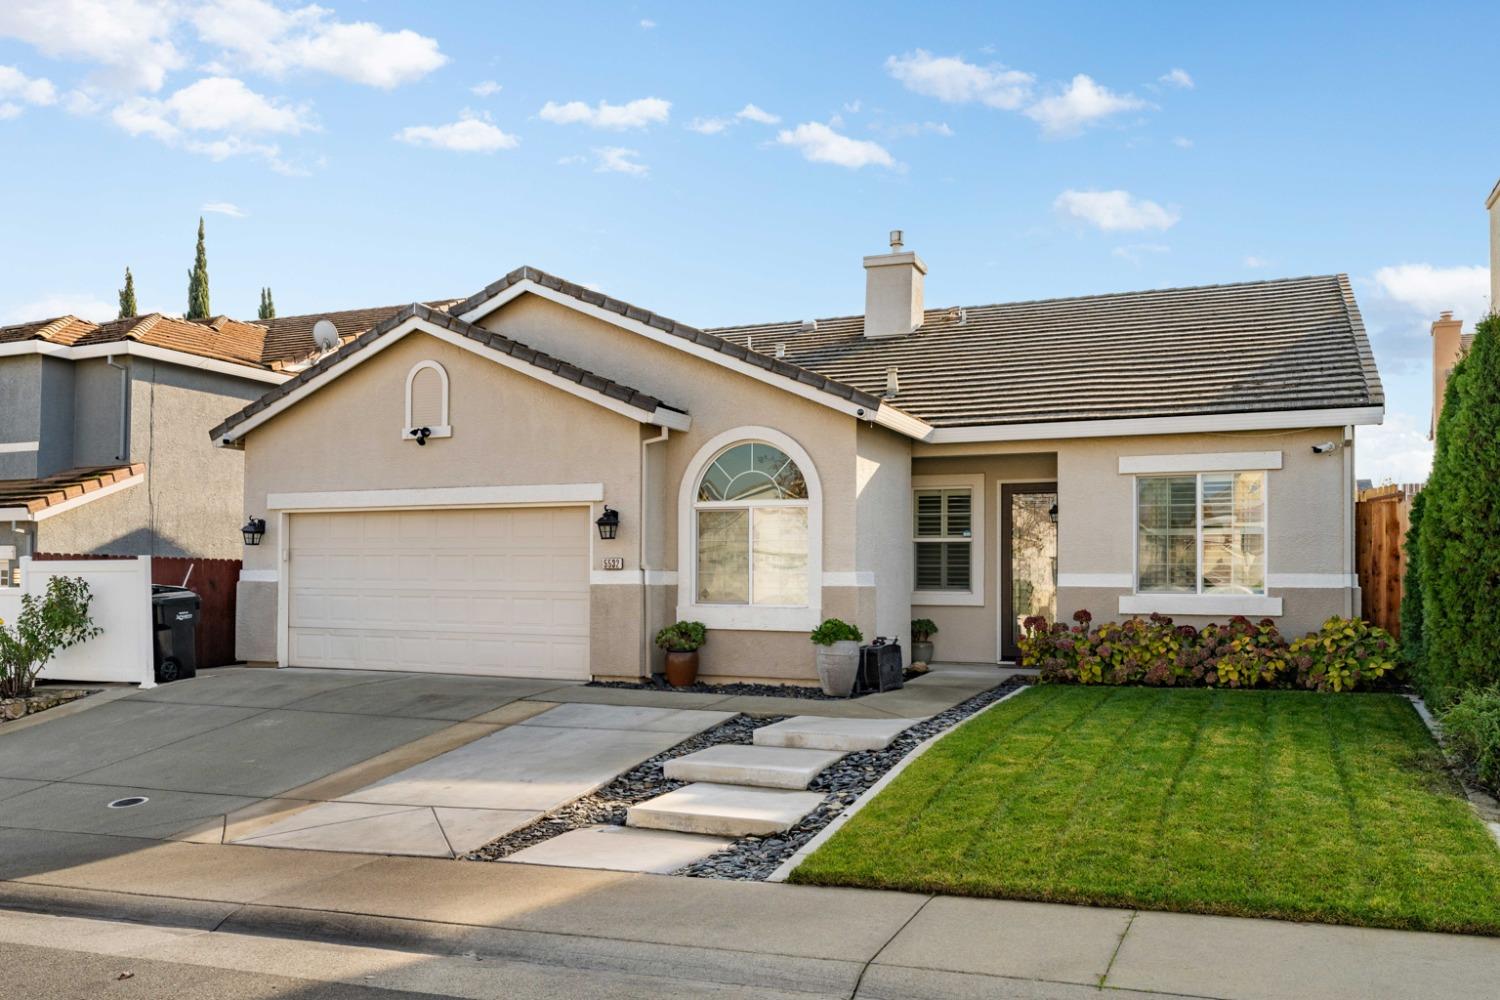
[241,516,266,546]
[595,506,620,540]
[1048,501,1059,525]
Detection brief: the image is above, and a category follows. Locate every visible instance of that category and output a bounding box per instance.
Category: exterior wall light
[1048,502,1058,525]
[241,516,266,546]
[595,506,620,540]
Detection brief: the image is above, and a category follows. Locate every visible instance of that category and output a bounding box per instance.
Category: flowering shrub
[1287,617,1397,692]
[1020,611,1396,693]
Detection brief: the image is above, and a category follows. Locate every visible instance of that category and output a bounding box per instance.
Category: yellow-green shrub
[1288,616,1397,692]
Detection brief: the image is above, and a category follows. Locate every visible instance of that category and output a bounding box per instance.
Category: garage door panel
[289,507,591,679]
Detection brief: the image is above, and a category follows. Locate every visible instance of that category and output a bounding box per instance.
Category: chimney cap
[889,229,903,250]
[1440,310,1454,321]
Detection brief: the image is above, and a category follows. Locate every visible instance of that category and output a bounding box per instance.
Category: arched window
[403,360,452,441]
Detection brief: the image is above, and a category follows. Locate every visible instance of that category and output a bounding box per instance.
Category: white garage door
[287,507,590,679]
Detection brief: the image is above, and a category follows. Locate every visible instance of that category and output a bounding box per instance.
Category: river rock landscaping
[0,687,93,725]
[585,669,931,702]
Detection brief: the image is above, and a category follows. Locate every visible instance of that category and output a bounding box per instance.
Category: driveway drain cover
[107,796,149,809]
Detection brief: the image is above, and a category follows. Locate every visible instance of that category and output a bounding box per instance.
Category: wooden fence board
[1354,485,1418,638]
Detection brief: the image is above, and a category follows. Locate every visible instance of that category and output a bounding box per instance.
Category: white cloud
[1372,263,1491,321]
[539,97,670,130]
[1025,74,1148,135]
[1112,242,1170,264]
[687,116,730,135]
[471,80,502,97]
[395,110,519,153]
[0,65,56,110]
[736,103,779,124]
[594,146,647,176]
[202,201,247,217]
[113,77,315,141]
[0,103,20,120]
[843,99,862,113]
[556,154,587,166]
[190,0,446,89]
[4,292,117,323]
[871,120,953,138]
[0,0,184,92]
[1355,411,1432,485]
[640,18,656,29]
[1244,255,1270,268]
[776,122,895,170]
[1055,189,1180,232]
[1172,136,1193,148]
[1159,68,1194,89]
[885,49,1033,109]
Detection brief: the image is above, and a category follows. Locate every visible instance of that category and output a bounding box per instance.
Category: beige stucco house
[213,241,1384,683]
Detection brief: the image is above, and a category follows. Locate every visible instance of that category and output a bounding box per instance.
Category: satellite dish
[311,319,340,352]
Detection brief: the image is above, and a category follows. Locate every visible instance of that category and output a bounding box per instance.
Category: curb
[766,682,1035,882]
[0,687,134,738]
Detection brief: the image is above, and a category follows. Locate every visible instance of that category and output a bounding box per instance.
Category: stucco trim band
[267,483,605,511]
[1265,573,1357,588]
[0,441,39,454]
[1118,593,1284,616]
[1118,451,1283,474]
[1058,573,1133,588]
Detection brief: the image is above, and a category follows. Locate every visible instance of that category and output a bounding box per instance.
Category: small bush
[1020,611,1395,692]
[810,618,863,646]
[910,618,938,641]
[1439,686,1500,794]
[654,620,706,652]
[0,576,102,699]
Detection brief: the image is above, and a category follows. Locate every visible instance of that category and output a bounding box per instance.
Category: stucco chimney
[863,231,926,339]
[1431,310,1464,439]
[1487,177,1499,317]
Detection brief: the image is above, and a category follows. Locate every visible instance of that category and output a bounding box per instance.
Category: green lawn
[791,685,1500,935]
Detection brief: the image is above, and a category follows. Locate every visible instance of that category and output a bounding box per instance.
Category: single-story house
[212,238,1384,683]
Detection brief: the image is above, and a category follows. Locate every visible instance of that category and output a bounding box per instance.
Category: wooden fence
[35,554,241,669]
[1354,485,1421,638]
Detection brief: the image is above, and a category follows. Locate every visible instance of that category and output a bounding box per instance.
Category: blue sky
[1,1,1495,482]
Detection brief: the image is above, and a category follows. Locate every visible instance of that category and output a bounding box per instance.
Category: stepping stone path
[626,715,920,842]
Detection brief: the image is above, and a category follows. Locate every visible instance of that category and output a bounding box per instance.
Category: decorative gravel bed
[467,674,1030,877]
[0,687,94,725]
[586,669,930,701]
[465,712,789,861]
[675,675,1029,880]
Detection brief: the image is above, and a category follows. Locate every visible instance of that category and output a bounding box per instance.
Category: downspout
[105,356,128,462]
[640,426,670,677]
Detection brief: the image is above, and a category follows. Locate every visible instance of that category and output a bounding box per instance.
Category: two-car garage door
[286,507,590,679]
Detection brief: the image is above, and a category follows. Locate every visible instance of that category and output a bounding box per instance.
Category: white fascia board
[267,483,604,511]
[458,280,904,431]
[926,406,1385,444]
[1119,451,1283,475]
[0,340,287,385]
[7,473,146,523]
[217,316,674,445]
[872,404,933,439]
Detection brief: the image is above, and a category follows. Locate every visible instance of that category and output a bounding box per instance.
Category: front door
[1001,483,1058,661]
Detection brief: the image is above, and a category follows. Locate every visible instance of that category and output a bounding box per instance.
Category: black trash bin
[151,584,200,684]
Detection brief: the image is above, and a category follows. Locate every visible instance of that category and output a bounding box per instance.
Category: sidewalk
[1,832,1494,999]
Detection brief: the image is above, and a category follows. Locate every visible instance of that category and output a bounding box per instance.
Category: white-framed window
[1135,471,1266,596]
[403,360,452,441]
[677,427,822,631]
[911,473,985,607]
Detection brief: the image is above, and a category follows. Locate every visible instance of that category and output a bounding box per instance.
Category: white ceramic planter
[815,640,860,697]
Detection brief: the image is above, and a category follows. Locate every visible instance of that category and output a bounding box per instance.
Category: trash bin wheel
[156,657,182,684]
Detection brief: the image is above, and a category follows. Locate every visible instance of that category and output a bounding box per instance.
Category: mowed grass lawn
[791,685,1500,935]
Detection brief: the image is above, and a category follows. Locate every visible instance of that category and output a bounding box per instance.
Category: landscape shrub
[1438,686,1500,794]
[1415,313,1500,706]
[1399,488,1426,671]
[1020,611,1396,692]
[0,576,102,699]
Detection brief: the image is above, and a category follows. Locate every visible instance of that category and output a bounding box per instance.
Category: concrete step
[663,744,844,790]
[753,716,919,753]
[626,782,825,837]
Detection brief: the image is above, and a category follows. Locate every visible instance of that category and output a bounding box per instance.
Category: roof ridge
[1334,273,1385,407]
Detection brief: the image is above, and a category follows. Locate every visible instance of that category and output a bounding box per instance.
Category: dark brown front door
[1001,482,1058,661]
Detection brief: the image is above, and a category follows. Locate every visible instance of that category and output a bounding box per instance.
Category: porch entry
[1000,482,1058,661]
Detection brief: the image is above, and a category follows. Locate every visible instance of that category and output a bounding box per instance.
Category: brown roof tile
[0,464,146,515]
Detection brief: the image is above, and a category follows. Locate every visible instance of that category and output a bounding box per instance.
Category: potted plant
[810,618,863,697]
[654,620,706,687]
[910,618,938,670]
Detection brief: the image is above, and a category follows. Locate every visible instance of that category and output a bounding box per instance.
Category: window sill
[676,603,821,632]
[912,590,984,607]
[1118,593,1283,617]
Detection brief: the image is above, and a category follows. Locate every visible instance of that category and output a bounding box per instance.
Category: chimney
[1488,177,1499,317]
[1431,310,1464,439]
[863,230,926,339]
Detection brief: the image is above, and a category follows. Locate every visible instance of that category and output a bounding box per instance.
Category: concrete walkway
[0,836,1493,999]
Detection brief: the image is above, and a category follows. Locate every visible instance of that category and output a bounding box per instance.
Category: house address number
[600,557,625,571]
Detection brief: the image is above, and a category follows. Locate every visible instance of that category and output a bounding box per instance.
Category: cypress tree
[117,267,137,319]
[1417,312,1500,704]
[1399,488,1424,670]
[186,217,210,319]
[258,287,276,320]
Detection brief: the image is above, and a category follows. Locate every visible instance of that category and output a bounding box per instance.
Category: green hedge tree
[1417,313,1500,704]
[1399,487,1425,670]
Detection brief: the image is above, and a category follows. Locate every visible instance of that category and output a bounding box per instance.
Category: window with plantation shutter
[914,488,973,591]
[1135,472,1265,595]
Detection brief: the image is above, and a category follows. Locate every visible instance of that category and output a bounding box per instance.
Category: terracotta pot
[815,640,860,697]
[664,650,700,687]
[911,640,934,666]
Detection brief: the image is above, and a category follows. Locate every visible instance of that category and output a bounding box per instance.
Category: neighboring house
[213,239,1383,684]
[1427,176,1498,438]
[0,305,441,587]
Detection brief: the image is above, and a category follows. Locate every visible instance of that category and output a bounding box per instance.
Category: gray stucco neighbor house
[212,238,1384,685]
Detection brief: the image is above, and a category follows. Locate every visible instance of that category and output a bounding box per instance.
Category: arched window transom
[693,441,809,607]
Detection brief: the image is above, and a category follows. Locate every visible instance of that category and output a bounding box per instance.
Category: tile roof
[0,313,269,367]
[708,274,1384,427]
[210,303,686,443]
[255,301,457,366]
[0,464,145,516]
